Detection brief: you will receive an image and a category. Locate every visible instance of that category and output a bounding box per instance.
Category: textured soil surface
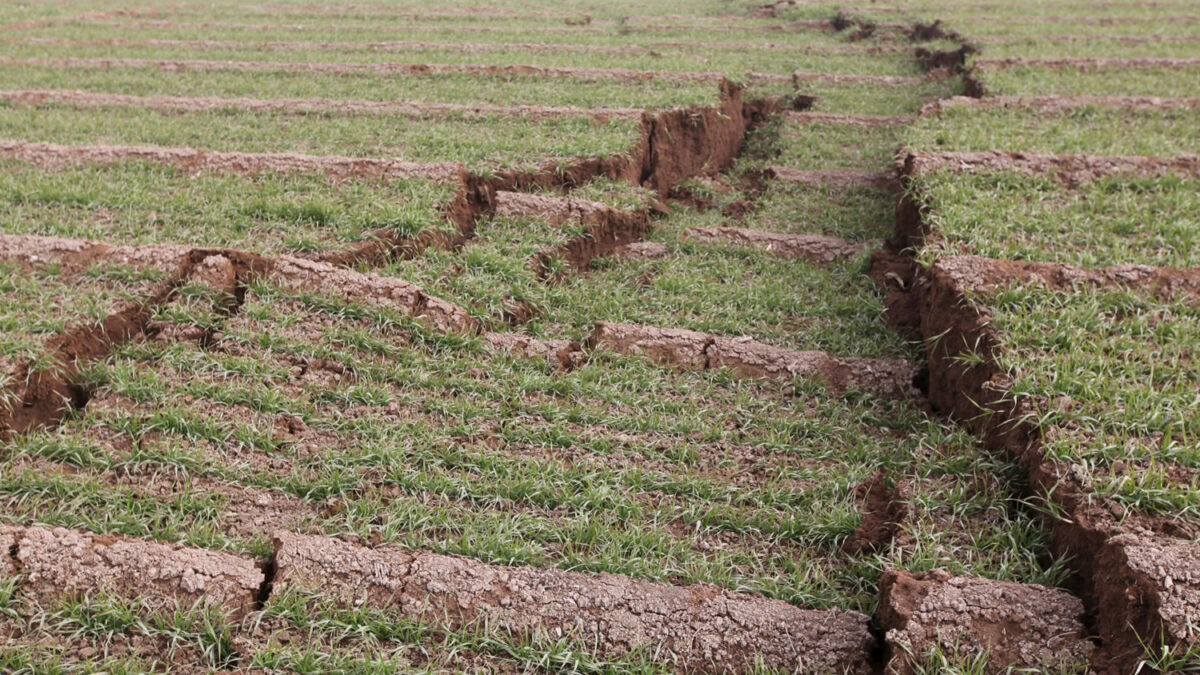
[273,532,876,674]
[3,1,1195,672]
[880,569,1093,674]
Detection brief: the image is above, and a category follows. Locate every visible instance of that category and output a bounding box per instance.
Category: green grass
[751,184,896,240]
[976,65,1200,97]
[914,171,1200,268]
[0,277,1058,615]
[6,27,922,77]
[905,104,1200,156]
[532,207,909,357]
[948,16,1200,37]
[0,261,163,369]
[978,37,1200,60]
[782,78,961,116]
[0,64,721,109]
[0,160,454,255]
[973,282,1200,521]
[743,116,902,172]
[0,102,642,169]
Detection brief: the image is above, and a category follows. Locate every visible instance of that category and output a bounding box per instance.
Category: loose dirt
[482,332,586,371]
[785,111,910,127]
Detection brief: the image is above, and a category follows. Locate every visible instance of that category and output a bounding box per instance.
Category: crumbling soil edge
[881,172,1197,673]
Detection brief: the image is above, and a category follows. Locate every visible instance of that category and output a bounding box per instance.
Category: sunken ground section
[0,0,1194,672]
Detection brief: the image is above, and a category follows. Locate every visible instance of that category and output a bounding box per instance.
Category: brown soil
[924,254,1200,303]
[0,139,463,183]
[894,173,1200,670]
[903,150,1200,188]
[879,569,1093,674]
[0,88,644,121]
[923,94,1200,116]
[1094,533,1200,666]
[976,56,1200,71]
[784,111,910,127]
[4,524,263,618]
[482,332,586,371]
[272,531,876,674]
[268,255,477,335]
[768,166,896,190]
[588,322,920,398]
[841,471,907,555]
[915,45,976,73]
[684,226,873,265]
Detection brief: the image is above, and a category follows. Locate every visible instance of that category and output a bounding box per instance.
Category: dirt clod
[880,569,1093,674]
[4,525,262,618]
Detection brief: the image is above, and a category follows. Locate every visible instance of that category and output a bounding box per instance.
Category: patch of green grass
[0,160,453,255]
[976,65,1200,97]
[781,78,960,116]
[5,27,923,77]
[741,116,902,172]
[0,103,642,169]
[978,282,1200,520]
[979,36,1200,60]
[752,184,895,240]
[0,64,720,109]
[0,261,162,368]
[531,207,910,358]
[915,171,1200,268]
[906,104,1200,156]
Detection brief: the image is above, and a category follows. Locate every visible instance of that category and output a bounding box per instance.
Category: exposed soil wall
[889,161,1200,672]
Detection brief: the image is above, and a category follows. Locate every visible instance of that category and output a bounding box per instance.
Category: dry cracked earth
[0,0,1198,673]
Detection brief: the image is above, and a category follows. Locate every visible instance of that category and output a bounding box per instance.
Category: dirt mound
[4,525,262,618]
[880,569,1093,674]
[272,531,875,674]
[685,227,872,265]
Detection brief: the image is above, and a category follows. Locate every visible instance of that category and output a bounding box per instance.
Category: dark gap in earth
[254,555,277,612]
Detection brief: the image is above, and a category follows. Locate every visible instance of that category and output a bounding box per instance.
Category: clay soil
[2,1,1195,673]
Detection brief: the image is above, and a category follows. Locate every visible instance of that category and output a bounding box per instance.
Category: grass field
[0,0,1196,672]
